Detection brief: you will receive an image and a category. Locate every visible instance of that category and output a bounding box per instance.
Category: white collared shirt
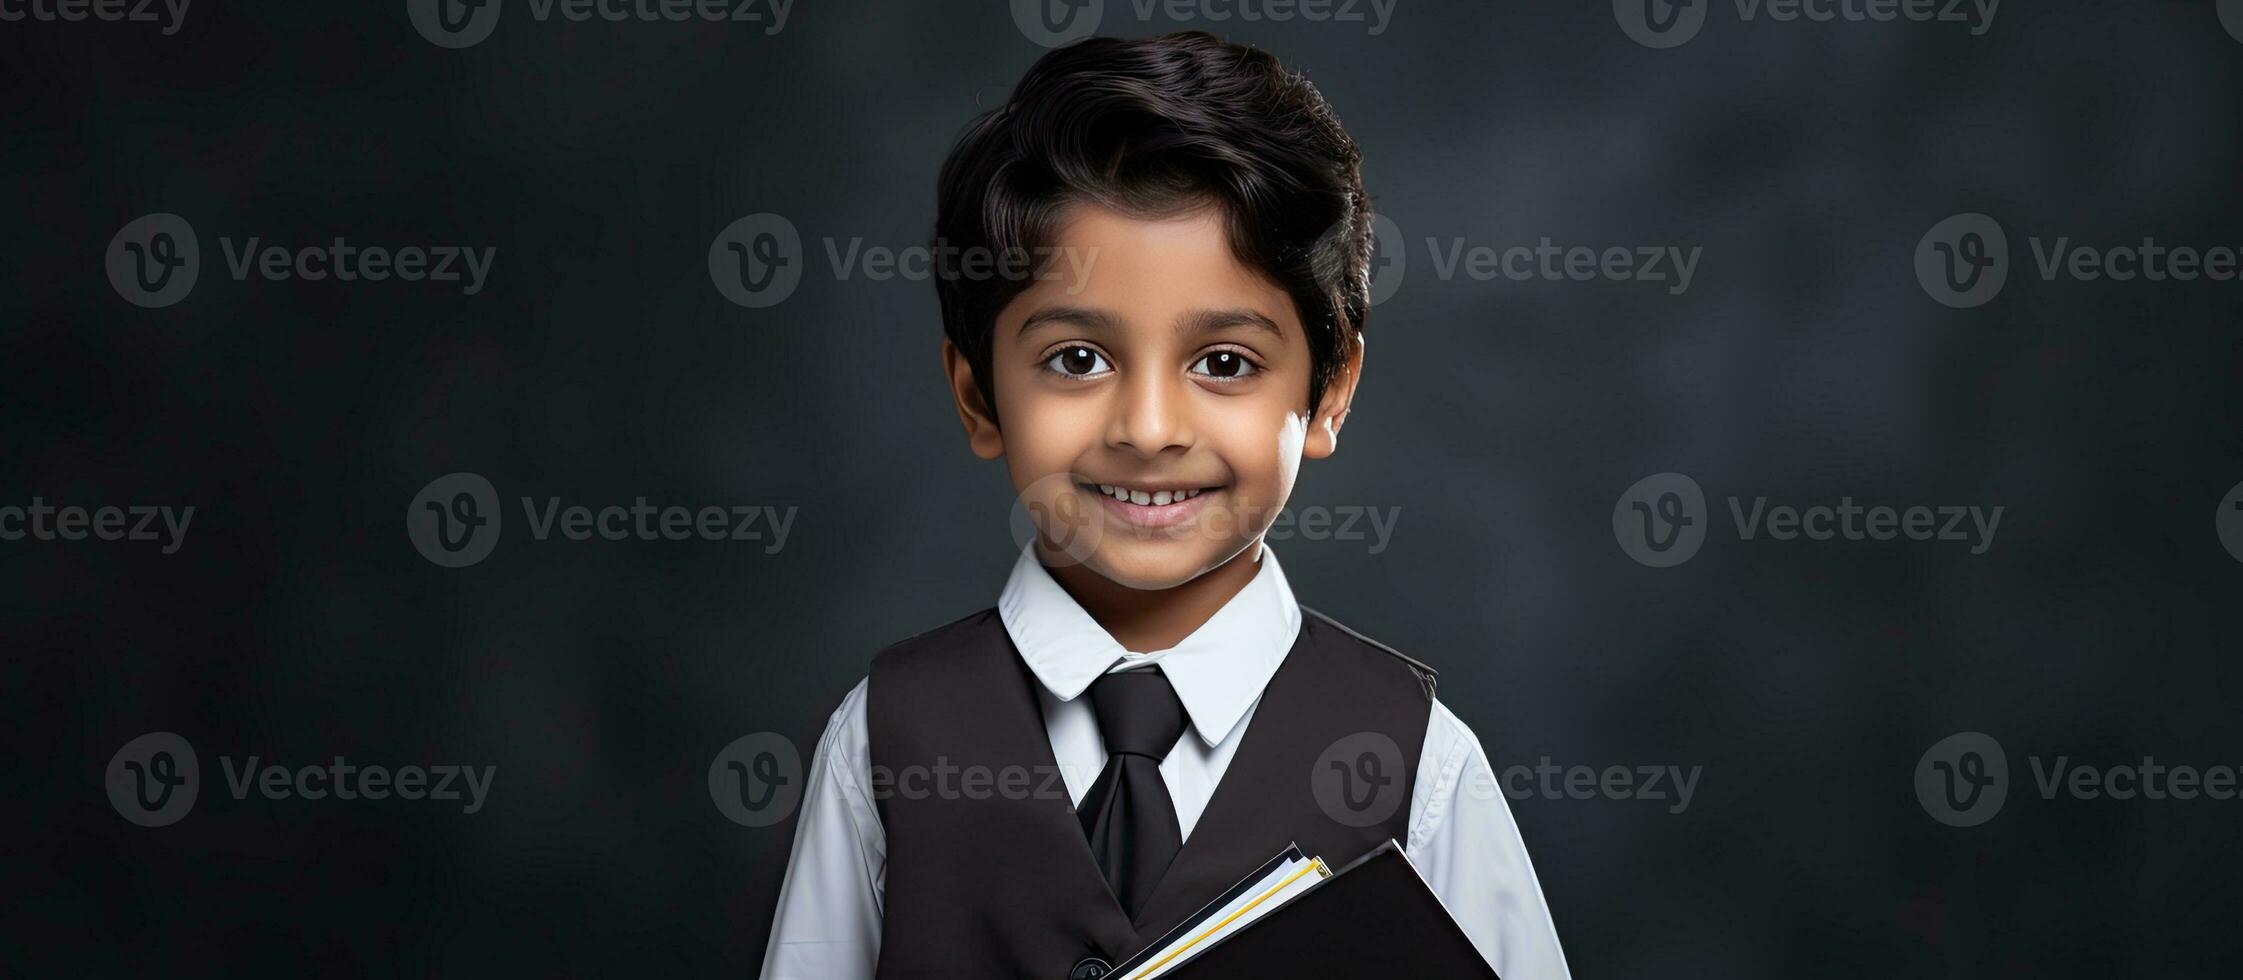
[760,548,1571,980]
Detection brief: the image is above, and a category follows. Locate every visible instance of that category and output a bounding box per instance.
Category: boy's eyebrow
[1180,308,1284,339]
[1017,306,1285,339]
[1018,305,1121,336]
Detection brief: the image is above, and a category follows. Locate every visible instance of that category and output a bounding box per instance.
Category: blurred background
[6,0,2243,975]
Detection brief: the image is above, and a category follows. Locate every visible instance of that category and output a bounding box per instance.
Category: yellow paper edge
[1125,857,1330,979]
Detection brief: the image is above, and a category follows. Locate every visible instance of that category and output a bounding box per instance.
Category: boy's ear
[944,339,1005,460]
[1303,333,1365,460]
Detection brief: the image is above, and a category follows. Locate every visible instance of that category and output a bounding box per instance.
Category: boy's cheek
[997,396,1104,469]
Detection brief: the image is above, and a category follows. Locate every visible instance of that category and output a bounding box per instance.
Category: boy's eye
[1190,350,1258,380]
[1044,345,1111,378]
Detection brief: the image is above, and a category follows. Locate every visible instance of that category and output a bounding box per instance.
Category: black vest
[867,608,1435,979]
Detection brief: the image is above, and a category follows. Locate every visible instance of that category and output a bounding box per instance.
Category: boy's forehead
[1024,204,1297,329]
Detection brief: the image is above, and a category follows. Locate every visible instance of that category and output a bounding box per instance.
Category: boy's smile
[1081,480,1215,530]
[945,202,1361,595]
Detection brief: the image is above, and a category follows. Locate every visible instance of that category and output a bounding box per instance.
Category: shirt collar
[997,545,1303,748]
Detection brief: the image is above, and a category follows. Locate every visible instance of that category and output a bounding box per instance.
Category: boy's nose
[1106,372,1194,457]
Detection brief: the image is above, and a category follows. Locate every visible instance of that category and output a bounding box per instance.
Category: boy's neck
[1043,543,1267,654]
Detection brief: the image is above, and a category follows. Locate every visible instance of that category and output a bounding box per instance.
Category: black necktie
[1076,666,1189,919]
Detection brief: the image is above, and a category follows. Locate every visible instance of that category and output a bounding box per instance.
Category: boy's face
[945,203,1361,591]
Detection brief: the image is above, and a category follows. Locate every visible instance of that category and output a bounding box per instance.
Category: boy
[762,32,1569,979]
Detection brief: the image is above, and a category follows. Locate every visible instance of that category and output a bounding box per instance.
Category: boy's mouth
[1077,480,1222,530]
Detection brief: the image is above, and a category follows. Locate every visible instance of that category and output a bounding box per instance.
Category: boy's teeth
[1092,484,1206,504]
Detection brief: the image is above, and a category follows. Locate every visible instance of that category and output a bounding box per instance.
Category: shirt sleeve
[1407,699,1573,980]
[759,678,886,980]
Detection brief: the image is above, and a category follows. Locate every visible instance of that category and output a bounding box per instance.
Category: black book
[1108,840,1499,978]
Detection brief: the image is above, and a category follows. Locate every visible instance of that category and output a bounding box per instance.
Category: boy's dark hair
[933,31,1373,415]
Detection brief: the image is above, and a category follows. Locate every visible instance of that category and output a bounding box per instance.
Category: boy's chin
[1076,541,1248,592]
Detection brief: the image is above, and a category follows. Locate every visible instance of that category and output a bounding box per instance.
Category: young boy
[762,32,1569,979]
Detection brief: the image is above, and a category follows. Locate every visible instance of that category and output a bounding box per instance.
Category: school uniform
[761,547,1571,979]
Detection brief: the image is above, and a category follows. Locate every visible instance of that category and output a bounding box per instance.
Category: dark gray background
[7,0,2243,975]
